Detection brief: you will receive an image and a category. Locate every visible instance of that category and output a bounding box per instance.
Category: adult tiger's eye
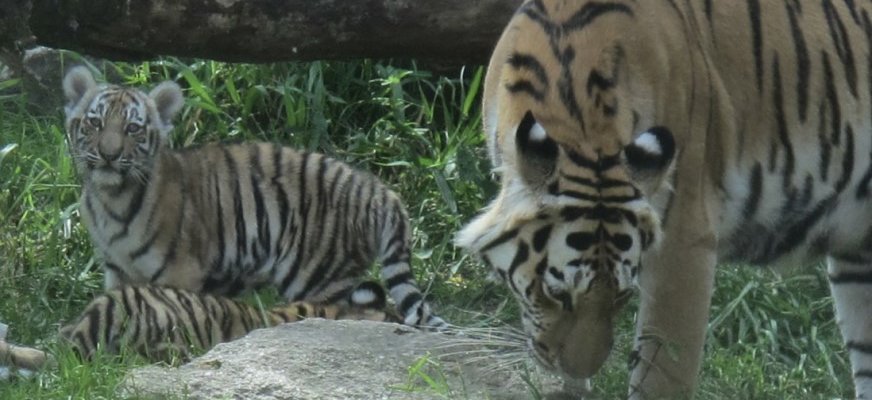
[125,123,142,134]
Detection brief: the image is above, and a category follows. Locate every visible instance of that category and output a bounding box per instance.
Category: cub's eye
[87,117,102,130]
[125,123,143,135]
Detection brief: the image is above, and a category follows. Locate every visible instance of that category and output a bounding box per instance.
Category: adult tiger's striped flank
[61,66,446,331]
[61,284,398,361]
[457,0,872,398]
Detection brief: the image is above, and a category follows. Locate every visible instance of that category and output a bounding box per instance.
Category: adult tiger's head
[62,66,184,187]
[457,0,676,380]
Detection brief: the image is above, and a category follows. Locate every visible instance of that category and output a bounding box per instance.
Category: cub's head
[458,0,676,380]
[62,66,184,187]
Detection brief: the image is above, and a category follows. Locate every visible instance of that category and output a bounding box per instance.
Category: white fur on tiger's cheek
[456,181,541,251]
[529,122,548,142]
[633,132,662,155]
[455,212,492,251]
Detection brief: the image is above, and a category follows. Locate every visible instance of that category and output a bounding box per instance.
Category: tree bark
[26,0,523,64]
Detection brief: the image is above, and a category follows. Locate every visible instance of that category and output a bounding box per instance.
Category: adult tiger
[60,284,397,362]
[61,66,445,331]
[457,0,872,398]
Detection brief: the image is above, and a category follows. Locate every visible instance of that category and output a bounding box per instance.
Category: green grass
[0,55,854,399]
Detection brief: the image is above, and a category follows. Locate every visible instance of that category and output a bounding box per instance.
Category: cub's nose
[98,148,122,162]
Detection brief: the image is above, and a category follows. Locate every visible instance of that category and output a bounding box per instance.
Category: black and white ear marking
[516,111,559,184]
[624,126,675,171]
[516,110,558,159]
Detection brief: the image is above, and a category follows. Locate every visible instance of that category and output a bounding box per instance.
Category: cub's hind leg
[377,200,447,331]
[828,255,872,398]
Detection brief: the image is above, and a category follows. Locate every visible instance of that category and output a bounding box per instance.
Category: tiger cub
[61,66,445,330]
[60,284,397,361]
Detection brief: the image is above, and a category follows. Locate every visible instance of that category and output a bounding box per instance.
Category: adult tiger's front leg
[625,118,722,398]
[628,221,718,399]
[829,256,872,398]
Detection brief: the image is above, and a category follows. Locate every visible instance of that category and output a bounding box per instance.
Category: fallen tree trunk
[25,0,523,64]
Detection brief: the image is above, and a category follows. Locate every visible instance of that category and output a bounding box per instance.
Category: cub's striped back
[60,285,398,361]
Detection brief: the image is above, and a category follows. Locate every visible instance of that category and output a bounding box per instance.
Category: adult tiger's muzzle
[530,284,627,379]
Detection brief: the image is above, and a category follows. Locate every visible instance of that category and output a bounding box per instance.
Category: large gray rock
[121,319,574,400]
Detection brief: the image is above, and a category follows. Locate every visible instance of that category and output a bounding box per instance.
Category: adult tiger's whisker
[480,357,527,376]
[436,348,514,360]
[438,325,528,341]
[433,337,525,349]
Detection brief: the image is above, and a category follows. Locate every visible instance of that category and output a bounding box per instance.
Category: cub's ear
[516,110,559,184]
[148,81,184,126]
[63,66,97,114]
[624,126,676,194]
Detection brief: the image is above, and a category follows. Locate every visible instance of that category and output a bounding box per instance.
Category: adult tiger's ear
[148,81,184,127]
[624,126,676,194]
[62,66,97,116]
[515,110,559,185]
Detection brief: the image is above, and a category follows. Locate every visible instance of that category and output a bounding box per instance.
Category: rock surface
[121,319,571,400]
